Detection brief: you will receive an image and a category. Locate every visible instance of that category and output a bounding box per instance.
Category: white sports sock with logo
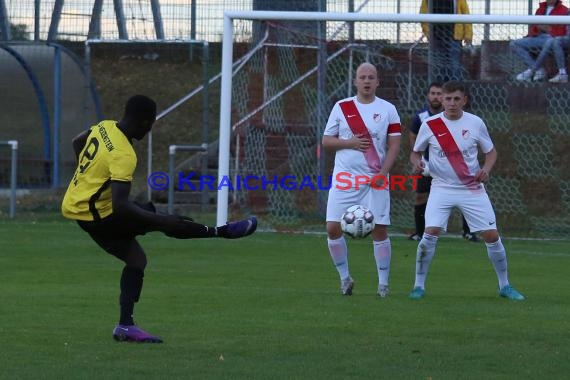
[327,236,350,280]
[486,237,509,289]
[414,233,438,289]
[373,238,391,286]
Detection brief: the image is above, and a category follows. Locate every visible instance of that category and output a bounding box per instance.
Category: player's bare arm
[71,129,91,160]
[322,135,370,152]
[475,147,498,183]
[377,134,401,177]
[410,151,424,174]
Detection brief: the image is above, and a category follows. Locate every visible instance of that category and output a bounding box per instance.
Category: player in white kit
[408,81,525,301]
[322,62,401,297]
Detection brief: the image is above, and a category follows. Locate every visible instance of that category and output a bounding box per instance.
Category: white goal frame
[216,11,570,225]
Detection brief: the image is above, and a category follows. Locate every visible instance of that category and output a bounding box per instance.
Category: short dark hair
[124,95,157,122]
[427,81,443,92]
[442,81,466,95]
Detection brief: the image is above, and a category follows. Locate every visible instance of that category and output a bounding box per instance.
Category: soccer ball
[340,205,375,239]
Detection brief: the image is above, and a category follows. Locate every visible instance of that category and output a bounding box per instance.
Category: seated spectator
[536,13,570,83]
[510,0,568,82]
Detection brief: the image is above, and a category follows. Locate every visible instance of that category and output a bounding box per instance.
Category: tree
[10,23,29,40]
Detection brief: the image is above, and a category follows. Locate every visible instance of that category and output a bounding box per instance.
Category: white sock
[413,233,438,289]
[560,68,567,75]
[486,237,509,289]
[327,236,349,280]
[373,238,391,287]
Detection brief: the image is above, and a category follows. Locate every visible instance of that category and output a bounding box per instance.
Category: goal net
[218,11,570,238]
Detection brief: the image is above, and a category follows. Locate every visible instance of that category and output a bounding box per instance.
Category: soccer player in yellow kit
[62,95,257,343]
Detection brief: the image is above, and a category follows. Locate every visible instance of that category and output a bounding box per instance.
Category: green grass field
[1,219,569,380]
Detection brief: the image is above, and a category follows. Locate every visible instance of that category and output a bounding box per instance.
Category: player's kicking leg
[163,216,258,239]
[217,216,258,239]
[134,201,258,240]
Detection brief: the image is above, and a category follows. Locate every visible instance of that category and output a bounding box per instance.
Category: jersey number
[73,137,99,186]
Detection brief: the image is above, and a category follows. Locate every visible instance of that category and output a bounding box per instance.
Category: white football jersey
[324,96,401,178]
[413,111,493,191]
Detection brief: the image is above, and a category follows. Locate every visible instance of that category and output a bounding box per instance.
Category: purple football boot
[219,216,258,239]
[112,325,163,343]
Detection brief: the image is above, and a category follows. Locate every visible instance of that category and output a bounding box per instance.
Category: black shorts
[415,175,432,194]
[77,202,156,257]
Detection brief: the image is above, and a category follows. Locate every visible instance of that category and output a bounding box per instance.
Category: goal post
[217,11,570,237]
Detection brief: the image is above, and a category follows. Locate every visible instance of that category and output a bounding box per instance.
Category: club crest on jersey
[373,113,381,123]
[462,129,470,139]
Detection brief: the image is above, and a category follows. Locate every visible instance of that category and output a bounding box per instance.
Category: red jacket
[529,1,568,37]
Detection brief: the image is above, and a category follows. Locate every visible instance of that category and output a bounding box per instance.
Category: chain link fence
[227,16,570,238]
[1,1,569,239]
[4,1,541,42]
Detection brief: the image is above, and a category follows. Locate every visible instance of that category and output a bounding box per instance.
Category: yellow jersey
[420,0,473,41]
[61,120,137,221]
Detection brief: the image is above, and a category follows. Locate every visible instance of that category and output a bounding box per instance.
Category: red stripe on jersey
[339,100,381,172]
[387,123,401,134]
[426,117,477,189]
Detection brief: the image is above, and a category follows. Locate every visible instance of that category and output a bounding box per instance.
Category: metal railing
[167,144,208,214]
[407,34,425,110]
[0,140,18,218]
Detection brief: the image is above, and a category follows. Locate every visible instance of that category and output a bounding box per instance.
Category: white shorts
[425,189,497,233]
[326,184,390,225]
